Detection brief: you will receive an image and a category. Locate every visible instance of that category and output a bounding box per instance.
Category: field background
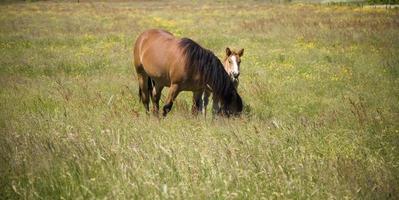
[1,0,398,199]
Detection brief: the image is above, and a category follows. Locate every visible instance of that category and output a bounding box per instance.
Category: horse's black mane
[179,38,239,106]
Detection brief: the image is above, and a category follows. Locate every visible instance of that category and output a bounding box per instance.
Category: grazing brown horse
[203,47,244,114]
[133,29,243,116]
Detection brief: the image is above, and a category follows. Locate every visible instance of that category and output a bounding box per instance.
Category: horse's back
[134,29,185,85]
[134,29,173,65]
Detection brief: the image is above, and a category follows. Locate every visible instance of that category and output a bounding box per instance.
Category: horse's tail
[138,87,142,102]
[138,77,154,103]
[147,77,153,96]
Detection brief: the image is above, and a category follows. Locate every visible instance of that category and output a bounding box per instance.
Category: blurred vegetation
[368,0,399,5]
[0,1,398,199]
[1,0,398,5]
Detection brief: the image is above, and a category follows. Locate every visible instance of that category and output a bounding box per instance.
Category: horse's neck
[208,70,232,100]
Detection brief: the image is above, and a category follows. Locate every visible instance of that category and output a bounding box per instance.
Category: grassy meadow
[1,1,398,199]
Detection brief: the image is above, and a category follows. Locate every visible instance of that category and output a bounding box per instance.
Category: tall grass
[0,1,398,199]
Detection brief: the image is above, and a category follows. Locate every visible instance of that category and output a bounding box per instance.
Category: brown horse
[133,29,243,116]
[203,47,244,114]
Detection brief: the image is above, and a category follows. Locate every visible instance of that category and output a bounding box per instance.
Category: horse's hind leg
[137,74,150,112]
[192,91,203,115]
[162,84,180,117]
[151,84,164,114]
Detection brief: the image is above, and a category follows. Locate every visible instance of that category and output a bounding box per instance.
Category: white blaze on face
[230,55,239,77]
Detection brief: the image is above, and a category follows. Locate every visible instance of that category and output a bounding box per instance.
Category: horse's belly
[141,54,170,78]
[152,77,171,87]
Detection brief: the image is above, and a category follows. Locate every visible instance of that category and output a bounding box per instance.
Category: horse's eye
[228,60,232,63]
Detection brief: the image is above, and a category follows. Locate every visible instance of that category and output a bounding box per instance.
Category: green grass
[1,1,398,199]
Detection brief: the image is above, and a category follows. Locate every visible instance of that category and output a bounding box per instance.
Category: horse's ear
[226,47,232,56]
[238,48,244,57]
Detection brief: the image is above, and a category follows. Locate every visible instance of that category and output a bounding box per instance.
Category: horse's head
[220,89,243,117]
[224,47,244,87]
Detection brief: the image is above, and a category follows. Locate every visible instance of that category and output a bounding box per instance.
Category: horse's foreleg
[212,94,221,115]
[192,91,203,115]
[162,84,180,117]
[203,90,211,117]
